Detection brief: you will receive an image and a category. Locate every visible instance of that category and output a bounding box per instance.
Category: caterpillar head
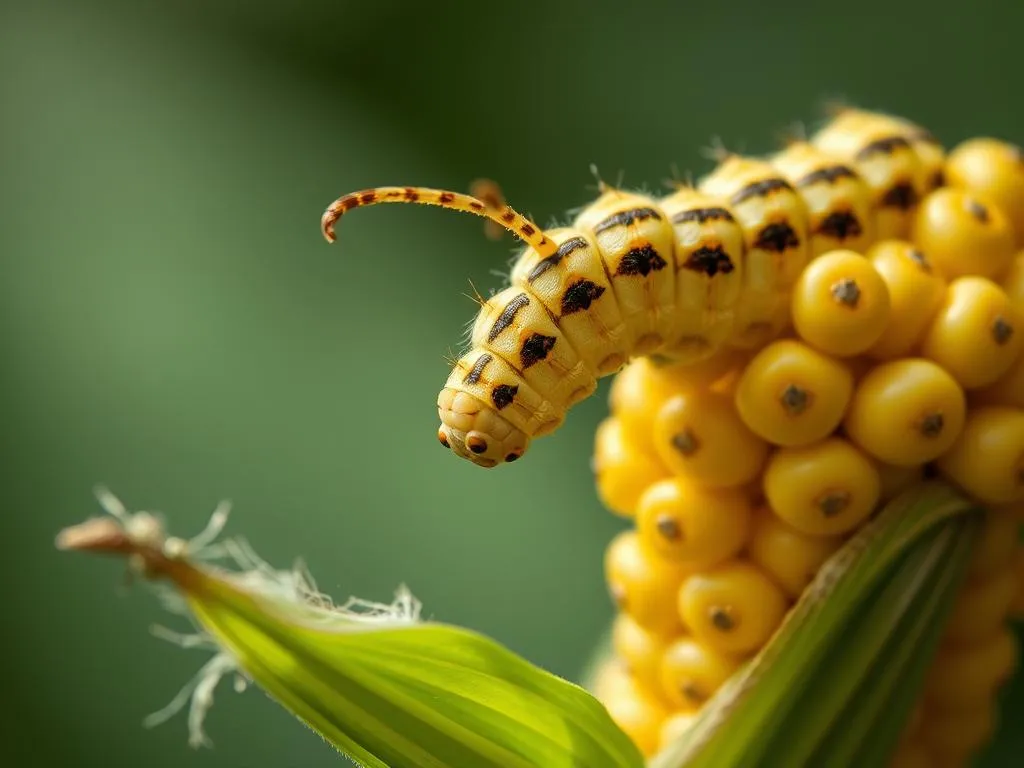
[321,183,561,469]
[437,389,530,468]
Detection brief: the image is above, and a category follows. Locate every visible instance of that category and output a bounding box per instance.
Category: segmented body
[321,108,947,467]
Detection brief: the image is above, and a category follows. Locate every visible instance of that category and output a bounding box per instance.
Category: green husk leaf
[56,491,644,768]
[648,481,982,768]
[813,519,976,768]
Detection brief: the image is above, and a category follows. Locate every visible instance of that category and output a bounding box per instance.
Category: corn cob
[591,120,1024,765]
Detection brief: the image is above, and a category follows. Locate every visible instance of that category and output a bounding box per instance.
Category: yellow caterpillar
[321,108,944,468]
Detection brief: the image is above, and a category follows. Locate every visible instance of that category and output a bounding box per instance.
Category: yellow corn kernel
[792,248,891,357]
[600,666,670,758]
[593,418,670,518]
[677,560,789,655]
[942,566,1017,646]
[887,740,930,768]
[875,459,926,503]
[652,348,753,391]
[1010,547,1024,621]
[658,710,699,751]
[605,531,692,636]
[747,509,843,598]
[764,437,881,536]
[609,359,687,456]
[920,702,997,766]
[1004,503,1024,523]
[902,701,925,741]
[636,478,752,569]
[973,347,1024,408]
[944,137,1024,246]
[938,406,1024,505]
[658,636,741,710]
[841,353,876,382]
[1002,250,1024,305]
[652,389,770,488]
[733,339,854,447]
[843,358,966,467]
[925,627,1019,710]
[591,657,634,702]
[612,612,676,696]
[920,277,1022,389]
[866,240,947,360]
[911,188,1015,280]
[965,508,1020,581]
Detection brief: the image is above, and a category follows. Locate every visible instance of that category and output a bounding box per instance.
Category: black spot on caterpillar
[560,279,606,315]
[615,244,668,276]
[491,384,518,410]
[683,245,735,276]
[754,223,800,253]
[520,333,557,368]
[880,182,918,210]
[816,211,863,240]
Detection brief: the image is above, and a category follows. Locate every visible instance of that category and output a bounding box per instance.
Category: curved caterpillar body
[321,108,946,468]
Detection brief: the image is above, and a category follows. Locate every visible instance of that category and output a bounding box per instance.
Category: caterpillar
[320,108,945,468]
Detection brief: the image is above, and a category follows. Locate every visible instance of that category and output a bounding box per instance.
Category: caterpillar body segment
[829,107,948,194]
[469,285,598,411]
[320,109,946,468]
[698,156,812,348]
[573,190,680,356]
[509,228,633,377]
[446,347,564,437]
[886,116,947,193]
[656,188,745,362]
[811,110,928,240]
[769,142,876,257]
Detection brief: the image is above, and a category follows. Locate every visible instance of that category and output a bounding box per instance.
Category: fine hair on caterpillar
[321,108,946,468]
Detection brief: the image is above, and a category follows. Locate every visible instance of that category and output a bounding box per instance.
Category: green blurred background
[4,0,1023,764]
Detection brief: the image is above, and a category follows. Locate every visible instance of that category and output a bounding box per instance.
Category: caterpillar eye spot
[466,435,488,454]
[437,429,450,448]
[504,452,521,463]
